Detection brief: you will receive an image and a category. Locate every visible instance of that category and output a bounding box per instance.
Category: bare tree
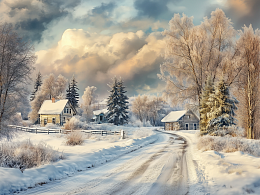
[158,9,244,134]
[147,96,166,126]
[132,95,149,123]
[0,23,36,132]
[235,25,260,139]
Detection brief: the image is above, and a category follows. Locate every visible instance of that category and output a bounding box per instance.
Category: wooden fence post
[48,129,49,134]
[36,128,37,134]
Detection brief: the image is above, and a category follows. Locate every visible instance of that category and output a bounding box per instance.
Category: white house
[161,110,199,130]
[38,98,77,126]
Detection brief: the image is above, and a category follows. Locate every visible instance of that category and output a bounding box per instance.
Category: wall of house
[178,111,199,130]
[61,103,76,125]
[40,114,60,126]
[165,122,179,131]
[94,113,107,123]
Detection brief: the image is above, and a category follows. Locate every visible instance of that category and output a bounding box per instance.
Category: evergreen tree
[66,75,79,108]
[107,77,129,125]
[117,78,129,125]
[30,72,42,101]
[199,76,214,135]
[207,79,238,131]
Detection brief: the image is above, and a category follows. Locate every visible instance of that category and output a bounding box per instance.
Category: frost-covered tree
[158,9,242,120]
[207,79,238,132]
[132,95,166,126]
[66,75,79,109]
[29,74,68,123]
[82,86,97,122]
[0,23,36,133]
[30,72,42,101]
[132,95,149,123]
[40,74,55,100]
[107,77,129,125]
[54,75,67,100]
[235,25,260,139]
[200,76,214,134]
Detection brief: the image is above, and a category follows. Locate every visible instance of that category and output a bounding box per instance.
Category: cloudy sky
[1,0,259,100]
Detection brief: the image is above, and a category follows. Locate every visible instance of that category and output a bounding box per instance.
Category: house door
[185,123,189,130]
[52,117,56,124]
[44,119,47,125]
[194,123,197,130]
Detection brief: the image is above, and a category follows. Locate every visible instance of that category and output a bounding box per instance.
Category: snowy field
[0,126,157,194]
[169,130,260,195]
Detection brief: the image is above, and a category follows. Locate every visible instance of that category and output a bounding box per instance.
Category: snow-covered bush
[131,129,154,139]
[197,135,260,156]
[22,120,33,127]
[0,140,63,172]
[64,116,82,130]
[65,131,85,146]
[45,123,60,129]
[209,126,245,137]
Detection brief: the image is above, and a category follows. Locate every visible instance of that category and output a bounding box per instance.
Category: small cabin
[161,110,199,130]
[38,98,77,126]
[93,109,108,123]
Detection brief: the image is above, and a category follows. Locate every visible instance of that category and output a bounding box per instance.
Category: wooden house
[93,108,108,123]
[38,98,77,126]
[161,110,199,130]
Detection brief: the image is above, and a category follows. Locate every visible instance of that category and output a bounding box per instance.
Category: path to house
[18,131,190,195]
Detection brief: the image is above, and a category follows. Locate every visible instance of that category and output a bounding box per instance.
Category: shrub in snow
[0,140,63,172]
[132,129,153,139]
[209,126,245,137]
[45,123,60,129]
[64,116,82,130]
[65,131,85,146]
[197,135,260,157]
[22,120,33,127]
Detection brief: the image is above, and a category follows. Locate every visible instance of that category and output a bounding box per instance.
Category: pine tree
[207,79,238,132]
[66,75,79,108]
[199,76,214,135]
[30,72,42,101]
[107,77,129,125]
[117,78,129,125]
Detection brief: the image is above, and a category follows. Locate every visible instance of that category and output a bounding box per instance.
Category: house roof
[38,99,68,115]
[93,108,108,116]
[161,110,187,123]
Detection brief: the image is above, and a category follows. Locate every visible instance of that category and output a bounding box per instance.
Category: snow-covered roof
[38,99,68,115]
[93,108,108,116]
[161,110,187,122]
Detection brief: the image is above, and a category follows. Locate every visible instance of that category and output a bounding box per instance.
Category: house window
[100,115,103,121]
[64,108,66,113]
[193,123,197,130]
[44,119,47,125]
[63,117,66,122]
[69,109,71,114]
[186,115,190,119]
[52,117,56,124]
[185,123,189,130]
[66,108,69,113]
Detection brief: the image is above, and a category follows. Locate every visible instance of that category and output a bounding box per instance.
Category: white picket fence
[8,125,121,136]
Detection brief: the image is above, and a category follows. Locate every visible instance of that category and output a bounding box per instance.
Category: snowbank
[0,127,157,194]
[164,130,260,195]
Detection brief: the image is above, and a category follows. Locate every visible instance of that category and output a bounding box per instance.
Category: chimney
[52,97,55,103]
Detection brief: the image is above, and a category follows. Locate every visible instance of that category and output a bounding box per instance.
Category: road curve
[18,131,189,195]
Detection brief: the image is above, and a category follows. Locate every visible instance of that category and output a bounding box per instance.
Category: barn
[161,110,199,130]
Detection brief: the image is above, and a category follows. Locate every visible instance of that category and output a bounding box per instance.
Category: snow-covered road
[18,132,189,195]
